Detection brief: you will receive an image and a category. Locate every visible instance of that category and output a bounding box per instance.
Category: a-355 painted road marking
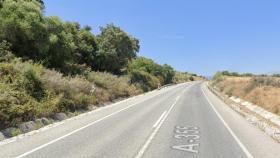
[172,125,200,153]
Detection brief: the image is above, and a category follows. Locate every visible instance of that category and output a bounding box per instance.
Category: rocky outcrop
[18,121,37,133]
[52,113,68,121]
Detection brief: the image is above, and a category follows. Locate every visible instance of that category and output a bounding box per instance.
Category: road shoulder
[201,83,280,158]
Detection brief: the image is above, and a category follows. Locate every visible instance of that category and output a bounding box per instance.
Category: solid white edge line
[15,102,139,158]
[14,83,191,158]
[201,84,254,158]
[153,111,167,128]
[1,82,186,147]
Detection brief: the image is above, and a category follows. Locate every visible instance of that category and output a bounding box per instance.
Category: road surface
[0,82,279,158]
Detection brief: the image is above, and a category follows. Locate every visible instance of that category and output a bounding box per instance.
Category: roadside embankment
[212,75,280,115]
[208,78,280,142]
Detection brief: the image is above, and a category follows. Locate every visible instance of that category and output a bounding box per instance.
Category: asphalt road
[0,82,280,158]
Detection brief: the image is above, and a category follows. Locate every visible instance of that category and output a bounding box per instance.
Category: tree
[160,64,175,84]
[44,16,76,68]
[35,0,44,7]
[128,57,159,74]
[130,70,160,92]
[94,24,139,74]
[0,0,44,7]
[72,25,97,67]
[128,57,175,85]
[0,0,47,60]
[0,0,3,8]
[272,74,280,77]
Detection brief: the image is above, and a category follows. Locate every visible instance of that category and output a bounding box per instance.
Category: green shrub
[87,71,116,89]
[94,88,111,103]
[22,68,45,101]
[60,63,91,76]
[34,93,62,117]
[57,97,76,112]
[190,76,194,81]
[72,93,96,109]
[130,70,160,92]
[10,128,21,137]
[0,88,40,128]
[0,40,14,62]
[0,59,99,129]
[87,71,141,100]
[172,72,191,83]
[0,63,20,84]
[0,63,39,128]
[41,69,92,95]
[212,72,224,85]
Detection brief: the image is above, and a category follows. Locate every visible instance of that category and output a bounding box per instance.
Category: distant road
[0,82,279,158]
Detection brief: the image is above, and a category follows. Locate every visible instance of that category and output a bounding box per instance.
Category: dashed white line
[135,92,183,158]
[12,83,192,158]
[153,111,167,128]
[201,85,254,158]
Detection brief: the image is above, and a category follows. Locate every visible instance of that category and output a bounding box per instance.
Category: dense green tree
[0,0,3,8]
[72,25,97,67]
[130,69,160,92]
[0,0,44,7]
[0,0,180,86]
[0,0,47,60]
[128,57,160,74]
[35,0,44,7]
[160,64,175,84]
[25,0,44,8]
[94,24,140,74]
[128,57,175,84]
[44,16,76,68]
[0,0,95,69]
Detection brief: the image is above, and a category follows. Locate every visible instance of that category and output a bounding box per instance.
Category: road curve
[0,82,279,158]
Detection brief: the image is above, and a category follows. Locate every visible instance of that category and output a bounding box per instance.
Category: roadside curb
[206,82,280,143]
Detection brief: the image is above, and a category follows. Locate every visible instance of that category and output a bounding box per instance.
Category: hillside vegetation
[0,0,202,130]
[211,71,280,115]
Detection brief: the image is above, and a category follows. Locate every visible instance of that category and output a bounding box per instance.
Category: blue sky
[44,0,280,76]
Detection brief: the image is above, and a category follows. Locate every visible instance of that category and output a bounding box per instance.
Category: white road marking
[189,139,195,143]
[2,83,191,147]
[153,111,167,128]
[0,84,160,147]
[15,102,139,158]
[14,83,189,158]
[135,92,183,158]
[172,125,201,153]
[172,144,199,153]
[201,85,254,158]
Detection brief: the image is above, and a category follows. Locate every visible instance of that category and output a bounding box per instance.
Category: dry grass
[245,86,280,114]
[213,76,280,115]
[86,71,141,101]
[41,69,93,95]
